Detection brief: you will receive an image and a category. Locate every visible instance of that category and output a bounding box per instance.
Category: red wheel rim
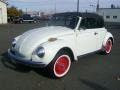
[105,39,112,53]
[54,56,70,76]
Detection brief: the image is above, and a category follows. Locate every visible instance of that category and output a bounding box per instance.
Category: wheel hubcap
[55,56,69,75]
[105,39,112,53]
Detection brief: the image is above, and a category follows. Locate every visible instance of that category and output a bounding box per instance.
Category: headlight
[36,47,45,58]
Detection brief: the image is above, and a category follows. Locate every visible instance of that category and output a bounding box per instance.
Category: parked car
[13,16,22,23]
[8,12,114,78]
[13,14,36,23]
[32,16,41,23]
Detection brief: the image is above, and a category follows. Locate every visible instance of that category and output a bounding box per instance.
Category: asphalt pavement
[0,23,120,90]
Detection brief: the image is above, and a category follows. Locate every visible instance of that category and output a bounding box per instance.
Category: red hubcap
[55,56,69,75]
[105,39,112,53]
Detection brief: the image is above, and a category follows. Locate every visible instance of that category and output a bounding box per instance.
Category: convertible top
[53,12,103,21]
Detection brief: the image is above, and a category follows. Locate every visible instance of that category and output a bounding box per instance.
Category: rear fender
[103,32,114,47]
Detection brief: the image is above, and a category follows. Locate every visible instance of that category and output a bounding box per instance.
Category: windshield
[48,15,79,29]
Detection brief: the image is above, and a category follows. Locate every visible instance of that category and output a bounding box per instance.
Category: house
[97,8,120,23]
[0,1,7,24]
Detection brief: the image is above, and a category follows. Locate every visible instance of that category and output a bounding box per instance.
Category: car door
[76,18,98,56]
[95,19,107,50]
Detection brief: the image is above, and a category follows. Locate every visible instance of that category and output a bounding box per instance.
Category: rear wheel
[103,39,112,54]
[47,51,71,78]
[34,20,37,23]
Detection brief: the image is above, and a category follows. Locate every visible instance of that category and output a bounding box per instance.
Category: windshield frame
[48,15,79,29]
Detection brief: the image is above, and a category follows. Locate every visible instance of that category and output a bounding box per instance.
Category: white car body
[8,12,114,78]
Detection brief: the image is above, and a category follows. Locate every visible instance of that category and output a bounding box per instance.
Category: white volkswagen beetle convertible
[8,12,114,78]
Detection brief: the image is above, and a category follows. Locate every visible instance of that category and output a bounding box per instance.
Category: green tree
[8,6,18,17]
[7,6,23,22]
[18,9,23,16]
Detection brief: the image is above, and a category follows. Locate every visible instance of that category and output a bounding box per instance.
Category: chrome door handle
[94,32,98,35]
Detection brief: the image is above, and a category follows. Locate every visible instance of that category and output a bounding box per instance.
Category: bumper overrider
[8,49,46,68]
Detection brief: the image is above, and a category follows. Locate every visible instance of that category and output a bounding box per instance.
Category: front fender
[32,39,77,66]
[103,32,114,46]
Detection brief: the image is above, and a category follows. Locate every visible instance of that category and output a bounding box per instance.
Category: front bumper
[8,49,46,68]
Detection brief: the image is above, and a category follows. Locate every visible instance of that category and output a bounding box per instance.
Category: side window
[87,18,97,29]
[79,18,97,29]
[96,19,104,28]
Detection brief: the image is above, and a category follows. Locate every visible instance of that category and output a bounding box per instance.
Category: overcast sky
[8,0,120,13]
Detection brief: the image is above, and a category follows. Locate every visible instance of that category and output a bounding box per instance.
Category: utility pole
[77,0,79,12]
[54,3,56,14]
[54,0,56,14]
[26,8,27,14]
[96,0,99,12]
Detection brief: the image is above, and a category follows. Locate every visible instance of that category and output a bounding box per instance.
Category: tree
[18,9,23,16]
[7,6,23,22]
[7,6,23,17]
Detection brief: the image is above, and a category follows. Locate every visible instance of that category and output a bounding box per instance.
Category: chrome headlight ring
[35,47,45,58]
[12,38,16,48]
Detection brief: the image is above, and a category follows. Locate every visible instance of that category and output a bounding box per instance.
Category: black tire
[47,51,71,78]
[20,20,23,24]
[103,38,112,55]
[34,20,37,23]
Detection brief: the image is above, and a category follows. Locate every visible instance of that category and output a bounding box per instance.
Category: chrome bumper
[8,49,46,68]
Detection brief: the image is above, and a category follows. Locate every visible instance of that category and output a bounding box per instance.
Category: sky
[7,0,120,13]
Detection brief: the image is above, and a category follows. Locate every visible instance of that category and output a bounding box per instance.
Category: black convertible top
[53,12,103,21]
[52,12,104,28]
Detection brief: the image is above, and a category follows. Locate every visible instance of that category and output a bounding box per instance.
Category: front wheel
[20,20,23,24]
[103,39,112,54]
[47,51,71,78]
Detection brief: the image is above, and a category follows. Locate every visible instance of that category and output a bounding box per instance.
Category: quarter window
[79,18,97,29]
[96,19,104,28]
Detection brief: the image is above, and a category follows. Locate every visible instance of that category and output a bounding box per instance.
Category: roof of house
[0,1,7,5]
[99,8,120,10]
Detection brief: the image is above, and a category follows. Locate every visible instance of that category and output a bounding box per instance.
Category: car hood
[15,26,74,58]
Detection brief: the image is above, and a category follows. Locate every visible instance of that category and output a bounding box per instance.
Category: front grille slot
[10,49,15,55]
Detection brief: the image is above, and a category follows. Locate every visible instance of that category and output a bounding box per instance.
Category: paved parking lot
[0,23,120,90]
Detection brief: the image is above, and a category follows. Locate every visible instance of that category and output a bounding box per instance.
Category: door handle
[94,32,98,35]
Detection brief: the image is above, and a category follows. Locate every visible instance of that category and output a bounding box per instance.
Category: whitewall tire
[104,39,112,54]
[47,51,71,78]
